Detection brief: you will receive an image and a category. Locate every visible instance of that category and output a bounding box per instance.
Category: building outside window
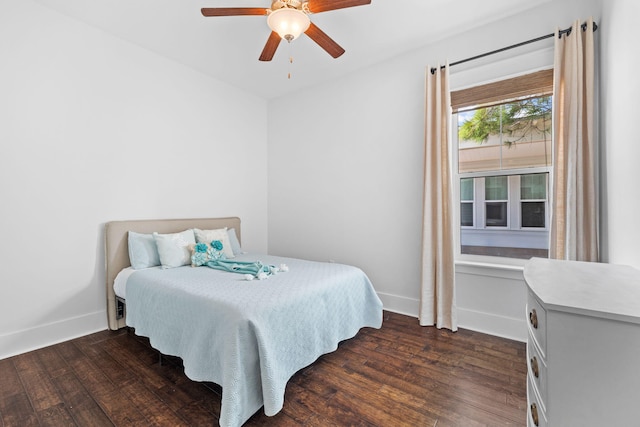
[452,70,553,260]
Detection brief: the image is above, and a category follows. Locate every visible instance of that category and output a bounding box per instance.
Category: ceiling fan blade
[259,31,282,61]
[201,8,267,17]
[304,23,345,58]
[307,0,371,13]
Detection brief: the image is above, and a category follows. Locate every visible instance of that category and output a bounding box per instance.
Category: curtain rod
[430,21,598,74]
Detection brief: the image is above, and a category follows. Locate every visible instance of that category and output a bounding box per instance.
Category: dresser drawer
[526,331,547,411]
[526,289,547,357]
[527,374,548,427]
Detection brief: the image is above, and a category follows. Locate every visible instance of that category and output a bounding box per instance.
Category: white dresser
[523,258,640,427]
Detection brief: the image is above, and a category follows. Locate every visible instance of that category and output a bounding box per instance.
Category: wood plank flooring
[0,311,527,426]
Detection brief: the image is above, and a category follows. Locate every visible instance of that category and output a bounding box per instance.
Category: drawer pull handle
[531,402,539,426]
[529,309,538,329]
[530,356,539,378]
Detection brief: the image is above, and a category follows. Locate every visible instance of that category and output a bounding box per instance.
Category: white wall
[268,0,604,342]
[0,1,268,359]
[268,55,425,315]
[600,0,640,268]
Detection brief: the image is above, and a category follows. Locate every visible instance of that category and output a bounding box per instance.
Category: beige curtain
[420,64,457,331]
[550,18,598,261]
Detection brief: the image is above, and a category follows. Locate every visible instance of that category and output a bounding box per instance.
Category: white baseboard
[457,307,527,342]
[1,299,526,361]
[378,292,526,342]
[0,310,108,360]
[377,292,420,318]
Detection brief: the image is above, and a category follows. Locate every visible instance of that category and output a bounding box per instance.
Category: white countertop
[523,258,640,324]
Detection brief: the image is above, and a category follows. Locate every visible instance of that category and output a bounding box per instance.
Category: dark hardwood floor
[0,311,527,426]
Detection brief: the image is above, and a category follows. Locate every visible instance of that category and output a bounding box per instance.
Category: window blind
[451,69,553,113]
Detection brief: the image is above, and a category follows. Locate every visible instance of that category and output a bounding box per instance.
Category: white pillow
[128,231,160,269]
[153,229,196,269]
[194,228,234,259]
[227,228,244,255]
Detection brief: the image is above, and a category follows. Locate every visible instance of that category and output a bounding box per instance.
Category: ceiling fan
[201,0,371,61]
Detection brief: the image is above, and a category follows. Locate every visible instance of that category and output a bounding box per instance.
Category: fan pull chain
[287,41,293,79]
[288,56,293,79]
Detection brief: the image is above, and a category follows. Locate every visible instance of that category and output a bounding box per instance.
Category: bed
[104,217,383,427]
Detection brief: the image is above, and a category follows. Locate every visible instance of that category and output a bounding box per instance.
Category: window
[520,173,547,228]
[460,178,474,227]
[452,70,553,260]
[485,176,508,227]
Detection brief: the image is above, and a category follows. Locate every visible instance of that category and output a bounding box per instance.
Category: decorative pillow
[153,229,196,269]
[128,231,160,269]
[227,228,244,255]
[190,240,226,267]
[194,228,234,259]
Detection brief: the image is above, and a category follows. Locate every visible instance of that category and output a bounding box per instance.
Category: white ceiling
[33,0,550,99]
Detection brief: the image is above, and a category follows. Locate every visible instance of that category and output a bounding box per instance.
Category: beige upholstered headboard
[104,217,241,330]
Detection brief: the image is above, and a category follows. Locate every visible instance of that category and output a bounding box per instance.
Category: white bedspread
[124,254,383,427]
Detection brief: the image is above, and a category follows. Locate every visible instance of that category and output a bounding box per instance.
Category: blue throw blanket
[205,259,274,278]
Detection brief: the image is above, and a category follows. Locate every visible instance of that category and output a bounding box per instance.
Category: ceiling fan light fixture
[267,8,310,41]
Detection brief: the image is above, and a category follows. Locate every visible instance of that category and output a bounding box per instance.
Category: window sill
[455,258,526,280]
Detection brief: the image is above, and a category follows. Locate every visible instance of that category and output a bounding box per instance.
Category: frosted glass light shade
[267,8,310,41]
